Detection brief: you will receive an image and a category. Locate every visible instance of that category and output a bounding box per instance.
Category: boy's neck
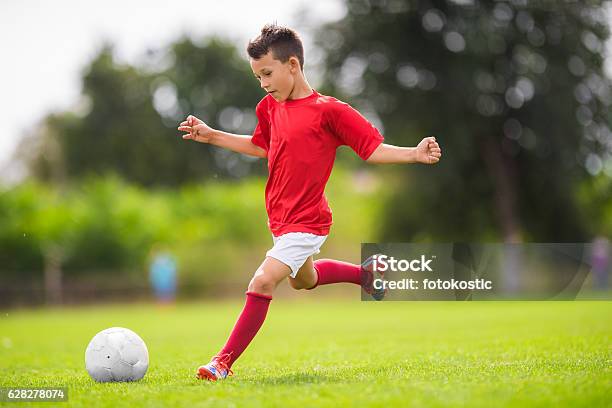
[287,76,313,100]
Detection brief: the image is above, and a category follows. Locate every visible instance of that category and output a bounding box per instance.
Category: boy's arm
[209,130,267,158]
[178,115,267,158]
[366,137,441,164]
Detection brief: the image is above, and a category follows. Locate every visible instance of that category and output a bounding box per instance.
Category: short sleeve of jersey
[251,98,270,151]
[326,101,384,161]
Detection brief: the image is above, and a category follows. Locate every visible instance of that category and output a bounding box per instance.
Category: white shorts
[265,232,328,278]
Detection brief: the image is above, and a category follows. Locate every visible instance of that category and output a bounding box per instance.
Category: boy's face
[250,51,299,102]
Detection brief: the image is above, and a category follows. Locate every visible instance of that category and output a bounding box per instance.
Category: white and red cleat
[361,254,387,301]
[196,353,233,381]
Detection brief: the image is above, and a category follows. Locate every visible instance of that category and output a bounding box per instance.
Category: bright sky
[0,0,345,180]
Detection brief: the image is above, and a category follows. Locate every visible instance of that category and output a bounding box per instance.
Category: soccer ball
[85,327,149,382]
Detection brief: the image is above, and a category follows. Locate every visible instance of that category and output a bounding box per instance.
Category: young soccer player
[177,24,442,381]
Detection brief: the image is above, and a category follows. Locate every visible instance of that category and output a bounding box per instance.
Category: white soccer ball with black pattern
[85,327,149,382]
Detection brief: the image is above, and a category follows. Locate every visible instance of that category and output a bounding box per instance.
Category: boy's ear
[289,56,301,73]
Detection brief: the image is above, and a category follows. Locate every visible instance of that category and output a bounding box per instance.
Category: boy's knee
[288,277,307,290]
[248,273,277,294]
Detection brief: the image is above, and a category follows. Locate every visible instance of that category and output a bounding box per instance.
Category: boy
[177,24,442,381]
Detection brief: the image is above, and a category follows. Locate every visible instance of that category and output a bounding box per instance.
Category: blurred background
[1,0,611,307]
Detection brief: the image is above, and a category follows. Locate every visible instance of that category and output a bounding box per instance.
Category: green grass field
[0,299,610,407]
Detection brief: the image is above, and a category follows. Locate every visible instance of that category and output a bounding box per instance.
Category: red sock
[216,291,272,368]
[310,259,361,288]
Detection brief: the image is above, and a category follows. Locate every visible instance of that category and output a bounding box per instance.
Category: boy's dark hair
[247,24,304,71]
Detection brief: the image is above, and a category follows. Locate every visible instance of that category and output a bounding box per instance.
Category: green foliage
[19,38,266,186]
[0,169,385,293]
[577,172,612,236]
[318,0,612,241]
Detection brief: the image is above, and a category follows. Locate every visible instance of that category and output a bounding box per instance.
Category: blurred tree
[18,37,266,186]
[317,0,611,242]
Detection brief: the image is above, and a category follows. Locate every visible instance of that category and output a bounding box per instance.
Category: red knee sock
[310,259,361,288]
[216,291,272,368]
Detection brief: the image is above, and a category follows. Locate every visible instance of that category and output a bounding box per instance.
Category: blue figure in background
[149,250,177,304]
[591,236,610,290]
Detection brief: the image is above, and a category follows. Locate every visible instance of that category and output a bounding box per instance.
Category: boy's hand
[416,136,442,164]
[178,115,215,143]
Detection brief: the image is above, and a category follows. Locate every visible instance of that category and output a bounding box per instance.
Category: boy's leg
[197,256,290,380]
[308,258,362,288]
[289,257,366,289]
[218,256,289,360]
[287,256,317,290]
[300,256,385,298]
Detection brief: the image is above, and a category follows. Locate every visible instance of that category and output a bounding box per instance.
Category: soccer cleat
[196,353,233,381]
[361,254,387,301]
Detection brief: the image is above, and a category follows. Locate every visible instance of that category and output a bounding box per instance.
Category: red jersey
[250,90,384,237]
